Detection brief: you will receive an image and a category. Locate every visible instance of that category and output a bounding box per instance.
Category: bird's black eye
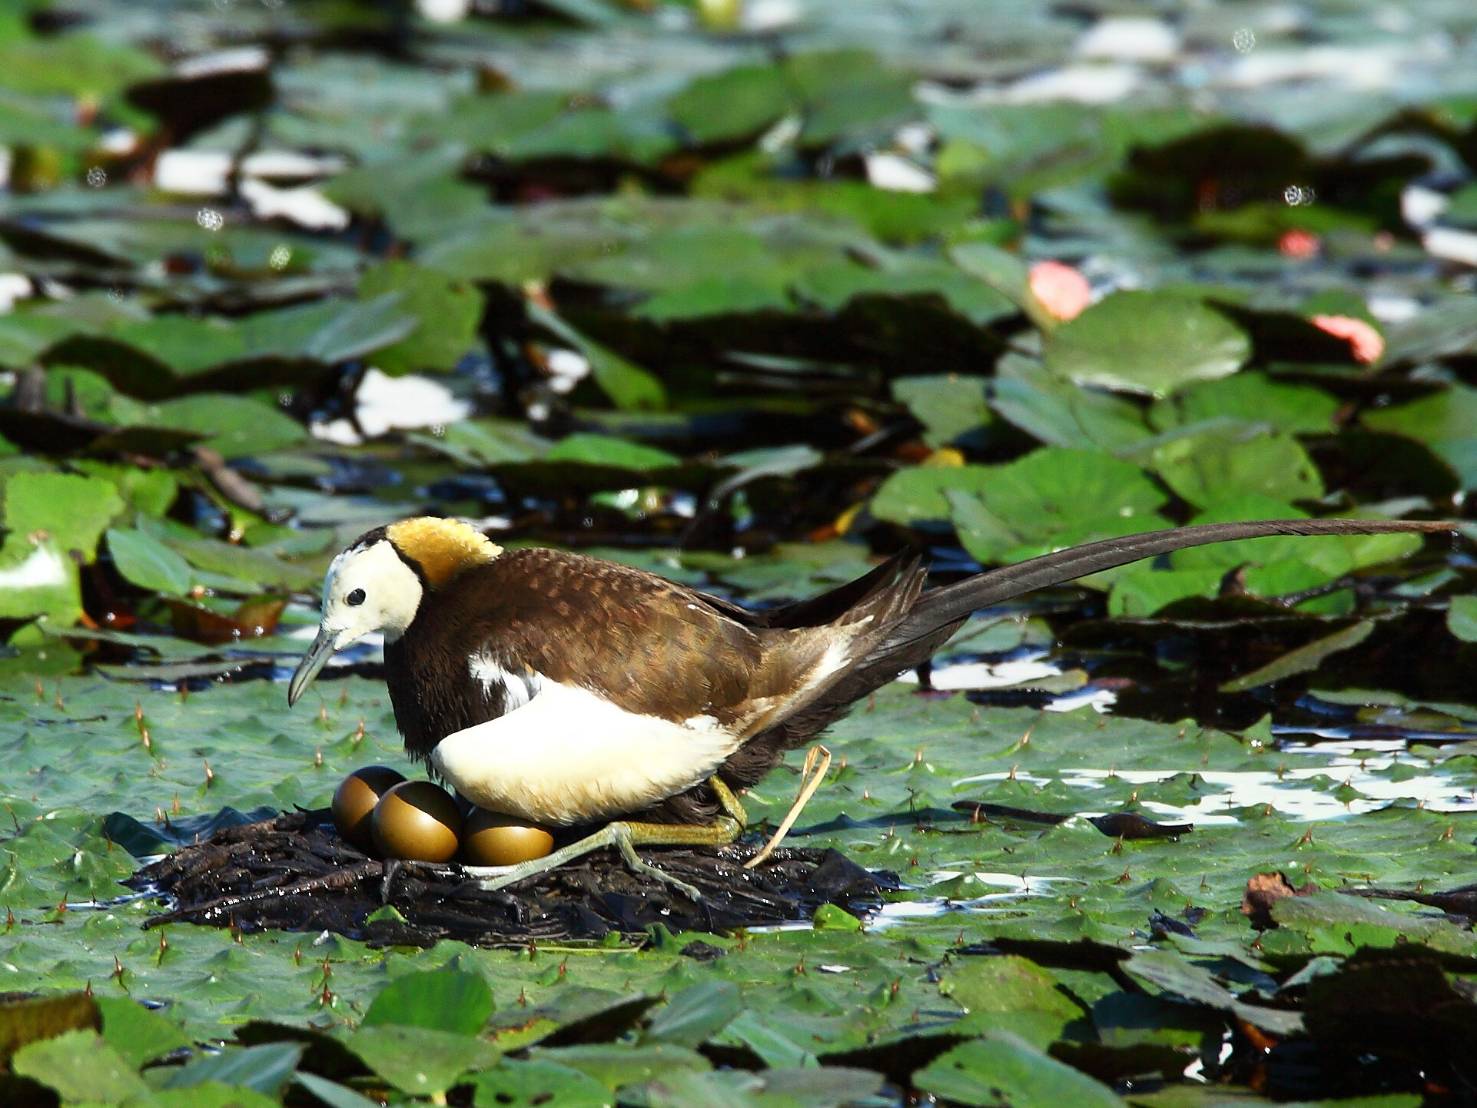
[346,588,366,607]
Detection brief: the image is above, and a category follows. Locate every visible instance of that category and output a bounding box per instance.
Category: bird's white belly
[429,677,741,826]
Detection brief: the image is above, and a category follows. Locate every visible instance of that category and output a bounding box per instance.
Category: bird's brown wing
[451,548,771,727]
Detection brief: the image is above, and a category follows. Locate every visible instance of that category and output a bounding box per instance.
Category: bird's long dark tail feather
[843,517,1461,704]
[702,517,1460,821]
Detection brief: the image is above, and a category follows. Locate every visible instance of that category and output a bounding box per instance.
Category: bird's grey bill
[288,627,336,706]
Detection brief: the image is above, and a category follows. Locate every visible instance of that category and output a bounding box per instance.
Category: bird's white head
[321,538,424,647]
[287,518,500,707]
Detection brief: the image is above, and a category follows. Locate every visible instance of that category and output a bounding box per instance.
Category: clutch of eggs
[331,766,553,865]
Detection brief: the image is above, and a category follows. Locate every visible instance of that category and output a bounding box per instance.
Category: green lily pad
[914,1033,1124,1107]
[940,955,1083,1047]
[1361,384,1477,490]
[362,966,495,1035]
[892,375,993,450]
[1045,292,1251,398]
[358,260,484,376]
[12,1029,149,1104]
[1148,427,1324,508]
[642,981,742,1048]
[107,526,194,596]
[1447,595,1477,642]
[345,1024,500,1096]
[469,1059,612,1107]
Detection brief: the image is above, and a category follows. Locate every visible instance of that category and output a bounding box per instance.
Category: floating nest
[126,809,894,947]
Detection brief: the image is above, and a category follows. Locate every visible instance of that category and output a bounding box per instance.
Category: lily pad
[1044,292,1251,398]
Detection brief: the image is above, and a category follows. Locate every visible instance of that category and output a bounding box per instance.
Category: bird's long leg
[470,807,742,902]
[745,744,831,869]
[708,774,748,829]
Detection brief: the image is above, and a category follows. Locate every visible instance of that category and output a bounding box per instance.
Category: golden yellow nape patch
[386,517,502,587]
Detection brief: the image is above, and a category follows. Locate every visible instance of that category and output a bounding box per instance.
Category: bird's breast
[429,676,745,825]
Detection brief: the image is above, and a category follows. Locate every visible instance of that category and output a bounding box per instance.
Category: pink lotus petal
[1278,229,1320,259]
[1312,314,1384,365]
[1028,260,1092,321]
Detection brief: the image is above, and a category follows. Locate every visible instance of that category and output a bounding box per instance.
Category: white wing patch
[469,653,542,712]
[432,674,741,826]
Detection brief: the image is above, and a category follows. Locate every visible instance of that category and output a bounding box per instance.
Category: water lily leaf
[787,50,915,146]
[990,357,1150,452]
[12,1029,149,1103]
[950,241,1030,307]
[505,102,677,165]
[914,1033,1124,1108]
[528,305,666,411]
[346,1024,500,1096]
[145,523,321,592]
[1045,292,1250,397]
[6,470,123,556]
[892,375,993,449]
[0,471,125,623]
[546,432,681,471]
[107,526,194,596]
[362,967,495,1036]
[0,26,162,100]
[1149,426,1324,508]
[411,419,552,467]
[642,981,741,1047]
[940,955,1082,1047]
[469,1059,611,1107]
[143,395,306,459]
[325,147,487,241]
[1122,950,1303,1036]
[1107,566,1227,616]
[358,260,483,376]
[1220,620,1375,693]
[1447,595,1477,642]
[164,1041,306,1097]
[0,993,99,1065]
[95,995,192,1069]
[74,462,178,517]
[1361,384,1477,490]
[873,448,1168,563]
[1148,373,1339,435]
[639,1065,885,1107]
[813,903,862,931]
[795,250,1013,316]
[668,64,792,145]
[531,1043,709,1089]
[1270,892,1477,957]
[293,1072,384,1108]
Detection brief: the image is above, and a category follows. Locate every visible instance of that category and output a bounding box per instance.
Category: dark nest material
[126,809,895,947]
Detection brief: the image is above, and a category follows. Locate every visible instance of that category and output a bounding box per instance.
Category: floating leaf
[362,967,495,1036]
[107,527,194,596]
[95,996,192,1069]
[346,1025,499,1096]
[1045,292,1250,397]
[546,433,681,471]
[1447,595,1477,642]
[1148,427,1324,508]
[892,375,993,449]
[642,981,741,1048]
[163,1042,306,1097]
[358,260,484,376]
[1220,620,1376,693]
[914,1033,1123,1108]
[12,1029,149,1104]
[941,956,1082,1047]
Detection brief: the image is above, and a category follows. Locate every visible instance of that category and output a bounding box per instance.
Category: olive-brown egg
[372,780,463,863]
[331,765,406,852]
[460,808,555,866]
